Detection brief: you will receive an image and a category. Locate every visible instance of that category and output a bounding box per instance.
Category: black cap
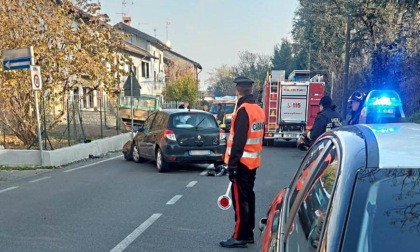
[319,96,332,107]
[233,76,254,87]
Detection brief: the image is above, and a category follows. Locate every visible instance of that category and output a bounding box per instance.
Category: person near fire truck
[299,96,342,149]
[347,91,366,125]
[220,76,265,248]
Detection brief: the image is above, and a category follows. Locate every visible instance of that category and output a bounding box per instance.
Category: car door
[260,139,331,252]
[145,112,166,159]
[137,112,157,159]
[284,140,340,252]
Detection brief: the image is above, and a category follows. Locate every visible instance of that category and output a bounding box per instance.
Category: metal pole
[43,95,47,150]
[341,15,351,120]
[130,70,134,140]
[104,94,107,127]
[30,46,43,166]
[116,95,120,135]
[67,95,71,146]
[99,95,103,138]
[34,91,43,165]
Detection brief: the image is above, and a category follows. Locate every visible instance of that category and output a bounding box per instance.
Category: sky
[99,0,299,90]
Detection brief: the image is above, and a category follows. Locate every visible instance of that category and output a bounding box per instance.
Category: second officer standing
[302,95,342,145]
[220,76,265,248]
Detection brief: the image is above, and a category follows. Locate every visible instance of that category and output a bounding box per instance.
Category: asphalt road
[0,141,306,252]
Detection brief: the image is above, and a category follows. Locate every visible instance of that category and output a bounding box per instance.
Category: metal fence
[0,94,129,150]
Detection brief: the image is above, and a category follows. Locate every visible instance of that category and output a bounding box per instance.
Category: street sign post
[2,47,33,71]
[1,46,43,165]
[30,65,43,91]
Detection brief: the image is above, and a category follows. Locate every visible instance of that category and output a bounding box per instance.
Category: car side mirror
[258,217,267,232]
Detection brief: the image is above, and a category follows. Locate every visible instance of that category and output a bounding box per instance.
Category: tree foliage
[272,39,295,77]
[207,65,236,97]
[166,73,198,105]
[290,0,419,114]
[208,51,272,97]
[0,0,127,144]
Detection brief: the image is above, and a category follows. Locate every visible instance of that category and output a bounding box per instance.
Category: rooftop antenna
[153,28,157,38]
[116,0,134,21]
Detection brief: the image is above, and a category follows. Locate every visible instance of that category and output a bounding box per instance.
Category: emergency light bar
[360,89,405,124]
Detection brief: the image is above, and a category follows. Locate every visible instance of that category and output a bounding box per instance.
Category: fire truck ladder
[267,81,279,132]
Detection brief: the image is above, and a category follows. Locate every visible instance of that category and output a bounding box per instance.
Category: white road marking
[0,186,19,194]
[110,213,162,252]
[200,169,209,176]
[186,181,197,188]
[166,195,183,205]
[29,176,51,183]
[64,155,123,173]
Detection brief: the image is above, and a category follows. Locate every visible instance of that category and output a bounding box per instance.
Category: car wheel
[132,143,146,163]
[123,140,133,161]
[156,148,169,173]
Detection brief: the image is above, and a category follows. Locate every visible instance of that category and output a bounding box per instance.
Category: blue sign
[3,57,31,70]
[2,47,33,71]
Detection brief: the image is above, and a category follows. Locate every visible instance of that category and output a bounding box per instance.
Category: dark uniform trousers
[231,162,256,240]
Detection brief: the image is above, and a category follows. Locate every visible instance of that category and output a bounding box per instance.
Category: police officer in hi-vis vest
[220,76,265,248]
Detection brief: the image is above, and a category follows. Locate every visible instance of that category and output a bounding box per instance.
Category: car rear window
[343,168,420,252]
[169,113,218,129]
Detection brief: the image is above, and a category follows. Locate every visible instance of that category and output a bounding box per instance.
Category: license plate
[189,150,210,156]
[283,134,294,138]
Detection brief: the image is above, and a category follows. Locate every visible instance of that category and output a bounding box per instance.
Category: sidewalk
[0,133,131,167]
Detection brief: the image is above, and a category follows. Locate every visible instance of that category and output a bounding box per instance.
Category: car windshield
[343,168,420,252]
[169,113,218,129]
[210,103,236,114]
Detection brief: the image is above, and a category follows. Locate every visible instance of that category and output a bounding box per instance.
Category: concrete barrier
[0,133,131,167]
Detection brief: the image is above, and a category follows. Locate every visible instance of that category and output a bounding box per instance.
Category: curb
[0,133,131,167]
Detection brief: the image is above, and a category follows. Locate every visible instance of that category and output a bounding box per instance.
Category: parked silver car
[258,123,420,252]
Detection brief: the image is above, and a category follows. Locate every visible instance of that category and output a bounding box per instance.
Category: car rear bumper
[162,144,226,164]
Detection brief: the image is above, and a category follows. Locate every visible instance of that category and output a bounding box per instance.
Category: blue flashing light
[364,90,403,108]
[360,89,405,124]
[372,97,392,106]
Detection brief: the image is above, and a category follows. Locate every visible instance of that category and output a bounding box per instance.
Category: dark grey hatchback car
[126,109,226,172]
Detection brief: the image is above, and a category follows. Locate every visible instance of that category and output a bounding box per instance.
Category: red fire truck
[262,70,325,146]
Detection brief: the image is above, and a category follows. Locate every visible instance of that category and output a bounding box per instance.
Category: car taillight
[164,129,176,141]
[219,129,226,144]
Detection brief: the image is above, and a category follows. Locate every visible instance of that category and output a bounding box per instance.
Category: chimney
[123,16,131,26]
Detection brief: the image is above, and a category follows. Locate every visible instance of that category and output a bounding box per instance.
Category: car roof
[162,109,213,115]
[363,123,420,169]
[331,123,420,170]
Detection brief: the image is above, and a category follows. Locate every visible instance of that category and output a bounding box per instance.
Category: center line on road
[166,195,183,205]
[0,186,19,194]
[186,181,197,188]
[29,176,51,183]
[64,155,123,173]
[110,213,162,252]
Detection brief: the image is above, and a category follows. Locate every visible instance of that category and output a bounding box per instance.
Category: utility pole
[308,43,311,71]
[342,15,351,120]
